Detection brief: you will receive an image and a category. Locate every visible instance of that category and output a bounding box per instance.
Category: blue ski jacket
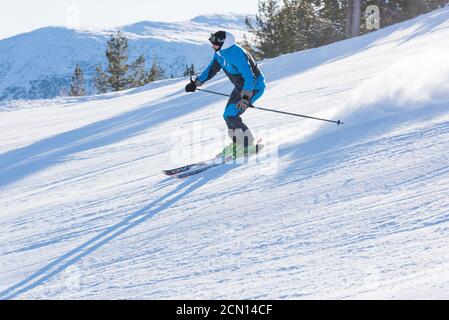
[197,32,265,93]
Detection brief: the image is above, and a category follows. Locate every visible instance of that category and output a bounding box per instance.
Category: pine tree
[129,54,146,88]
[308,0,448,40]
[426,0,449,9]
[238,33,264,61]
[313,0,347,37]
[94,65,109,94]
[190,63,196,76]
[393,0,429,21]
[146,59,165,83]
[281,0,339,50]
[183,64,190,77]
[313,0,362,38]
[106,30,130,91]
[69,64,86,96]
[351,0,362,37]
[246,0,283,58]
[247,0,341,58]
[183,64,197,77]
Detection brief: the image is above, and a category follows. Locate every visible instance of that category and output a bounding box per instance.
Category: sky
[0,0,259,40]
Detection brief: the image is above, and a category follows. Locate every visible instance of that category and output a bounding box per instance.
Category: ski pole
[195,88,344,126]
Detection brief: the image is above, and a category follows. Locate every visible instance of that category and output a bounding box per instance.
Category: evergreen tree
[369,0,425,26]
[106,30,130,91]
[183,64,197,77]
[69,64,86,96]
[238,33,264,61]
[247,0,341,58]
[312,0,447,38]
[351,0,362,37]
[281,0,340,49]
[246,0,284,58]
[190,64,196,77]
[426,0,449,9]
[146,59,165,83]
[129,54,147,88]
[313,0,347,37]
[94,65,109,94]
[313,0,361,38]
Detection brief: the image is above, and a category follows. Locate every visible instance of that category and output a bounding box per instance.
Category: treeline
[70,30,199,97]
[242,0,449,59]
[70,31,196,97]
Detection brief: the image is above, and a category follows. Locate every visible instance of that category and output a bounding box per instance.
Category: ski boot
[221,142,261,162]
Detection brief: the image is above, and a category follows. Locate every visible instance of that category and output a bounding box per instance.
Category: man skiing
[185,31,266,158]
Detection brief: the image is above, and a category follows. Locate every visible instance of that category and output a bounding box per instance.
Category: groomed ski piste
[1,7,449,300]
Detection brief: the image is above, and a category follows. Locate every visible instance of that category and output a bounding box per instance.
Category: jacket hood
[220,32,236,51]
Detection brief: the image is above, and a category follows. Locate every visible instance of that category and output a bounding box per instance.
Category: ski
[174,142,264,179]
[175,163,222,179]
[163,152,224,176]
[162,162,208,176]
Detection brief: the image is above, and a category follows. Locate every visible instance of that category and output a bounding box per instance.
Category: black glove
[236,89,253,110]
[185,80,197,93]
[237,98,250,110]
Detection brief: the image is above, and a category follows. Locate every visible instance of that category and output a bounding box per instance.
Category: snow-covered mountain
[1,7,449,299]
[0,13,251,102]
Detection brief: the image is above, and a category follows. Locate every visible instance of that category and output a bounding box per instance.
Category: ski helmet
[209,31,226,49]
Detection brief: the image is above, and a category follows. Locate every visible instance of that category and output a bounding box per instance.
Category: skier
[185,31,266,158]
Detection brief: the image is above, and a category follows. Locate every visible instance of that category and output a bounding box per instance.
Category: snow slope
[0,13,251,101]
[1,7,449,299]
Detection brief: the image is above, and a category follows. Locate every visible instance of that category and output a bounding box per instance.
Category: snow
[1,7,449,299]
[0,13,252,101]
